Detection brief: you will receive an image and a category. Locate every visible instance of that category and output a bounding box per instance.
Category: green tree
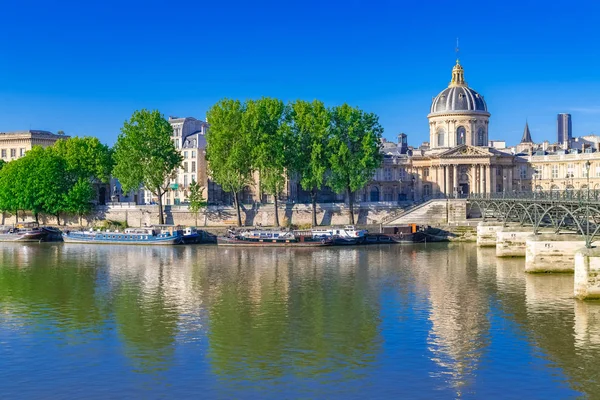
[328,104,383,224]
[0,159,24,223]
[23,147,70,223]
[246,97,288,227]
[288,100,331,227]
[51,136,113,184]
[206,99,253,227]
[0,159,5,170]
[63,178,95,226]
[113,110,182,225]
[188,181,207,226]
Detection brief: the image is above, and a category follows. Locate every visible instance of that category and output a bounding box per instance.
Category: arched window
[456,126,466,145]
[477,127,486,146]
[370,186,380,202]
[437,128,445,147]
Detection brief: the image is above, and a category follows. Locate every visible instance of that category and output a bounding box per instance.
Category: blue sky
[1,0,599,147]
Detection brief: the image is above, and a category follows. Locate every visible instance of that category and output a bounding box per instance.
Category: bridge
[468,190,600,248]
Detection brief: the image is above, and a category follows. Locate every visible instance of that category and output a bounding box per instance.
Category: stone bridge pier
[525,234,587,273]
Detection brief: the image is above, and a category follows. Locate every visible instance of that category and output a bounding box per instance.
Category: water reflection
[2,243,600,397]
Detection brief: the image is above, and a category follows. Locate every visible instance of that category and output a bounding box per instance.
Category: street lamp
[584,160,591,247]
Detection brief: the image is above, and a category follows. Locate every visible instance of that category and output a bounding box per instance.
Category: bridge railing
[469,190,600,203]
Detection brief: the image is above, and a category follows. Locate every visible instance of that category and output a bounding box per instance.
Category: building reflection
[418,243,490,396]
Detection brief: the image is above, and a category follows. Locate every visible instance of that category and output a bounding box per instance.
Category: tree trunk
[1,212,4,225]
[347,187,355,225]
[157,190,165,225]
[233,191,242,227]
[56,213,60,226]
[311,188,318,227]
[273,194,280,227]
[35,213,39,223]
[195,212,198,227]
[15,209,18,225]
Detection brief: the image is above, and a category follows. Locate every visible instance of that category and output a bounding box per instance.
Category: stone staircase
[384,199,467,225]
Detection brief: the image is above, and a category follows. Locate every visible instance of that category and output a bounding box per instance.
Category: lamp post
[584,160,591,247]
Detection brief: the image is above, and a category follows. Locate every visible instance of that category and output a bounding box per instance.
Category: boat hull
[217,237,333,247]
[0,231,49,242]
[62,233,182,245]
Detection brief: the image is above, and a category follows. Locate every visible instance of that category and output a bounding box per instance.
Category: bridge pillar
[525,234,586,273]
[477,222,504,247]
[574,247,600,300]
[496,227,534,257]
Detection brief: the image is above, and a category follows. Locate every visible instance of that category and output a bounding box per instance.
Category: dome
[430,86,487,113]
[429,60,488,114]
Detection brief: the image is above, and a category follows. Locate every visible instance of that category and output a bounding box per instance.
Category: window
[423,167,430,179]
[10,149,16,157]
[595,163,600,178]
[456,126,466,145]
[384,168,392,181]
[477,128,485,146]
[184,151,188,159]
[1,149,5,158]
[520,165,527,179]
[192,151,196,158]
[19,148,25,157]
[183,162,188,173]
[551,165,559,179]
[191,174,196,183]
[437,128,445,147]
[567,163,575,178]
[184,175,188,187]
[191,161,196,172]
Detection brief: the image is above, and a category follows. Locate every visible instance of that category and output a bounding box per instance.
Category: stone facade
[0,130,67,162]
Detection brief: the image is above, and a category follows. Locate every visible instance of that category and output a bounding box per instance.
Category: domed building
[408,60,515,198]
[428,60,490,148]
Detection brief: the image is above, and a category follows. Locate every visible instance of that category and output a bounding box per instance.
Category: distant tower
[557,113,572,148]
[398,133,408,154]
[521,121,533,143]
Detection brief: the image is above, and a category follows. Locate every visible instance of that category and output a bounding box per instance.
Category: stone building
[0,130,67,161]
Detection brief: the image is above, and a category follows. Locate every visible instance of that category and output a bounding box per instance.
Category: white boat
[62,225,183,245]
[310,225,367,239]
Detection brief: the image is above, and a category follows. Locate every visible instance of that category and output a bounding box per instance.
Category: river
[0,242,598,399]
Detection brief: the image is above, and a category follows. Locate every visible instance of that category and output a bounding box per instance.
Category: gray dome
[430,86,487,114]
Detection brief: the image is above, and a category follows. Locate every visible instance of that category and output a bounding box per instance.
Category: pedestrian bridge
[468,190,600,247]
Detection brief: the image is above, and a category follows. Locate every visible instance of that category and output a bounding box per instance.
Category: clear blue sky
[1,0,599,147]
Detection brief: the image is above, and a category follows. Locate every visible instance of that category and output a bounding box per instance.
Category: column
[444,165,450,196]
[435,166,440,195]
[453,165,459,196]
[485,165,492,194]
[507,167,513,193]
[491,166,497,193]
[479,165,485,194]
[417,168,423,200]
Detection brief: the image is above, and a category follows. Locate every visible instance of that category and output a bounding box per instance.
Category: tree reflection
[0,244,106,333]
[205,248,380,381]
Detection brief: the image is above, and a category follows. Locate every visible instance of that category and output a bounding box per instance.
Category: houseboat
[0,222,60,242]
[182,227,217,244]
[218,229,333,247]
[310,225,368,245]
[62,225,184,245]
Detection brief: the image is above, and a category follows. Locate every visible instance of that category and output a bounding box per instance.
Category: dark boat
[182,227,217,244]
[364,225,449,244]
[217,229,333,247]
[0,222,57,242]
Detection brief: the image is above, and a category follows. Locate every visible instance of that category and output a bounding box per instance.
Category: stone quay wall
[3,202,413,228]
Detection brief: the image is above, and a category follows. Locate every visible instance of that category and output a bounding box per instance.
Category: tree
[0,160,5,171]
[288,100,331,227]
[51,136,113,184]
[328,104,383,224]
[188,181,207,226]
[63,178,95,226]
[23,147,70,224]
[57,130,65,135]
[113,110,182,225]
[246,97,288,227]
[206,99,253,227]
